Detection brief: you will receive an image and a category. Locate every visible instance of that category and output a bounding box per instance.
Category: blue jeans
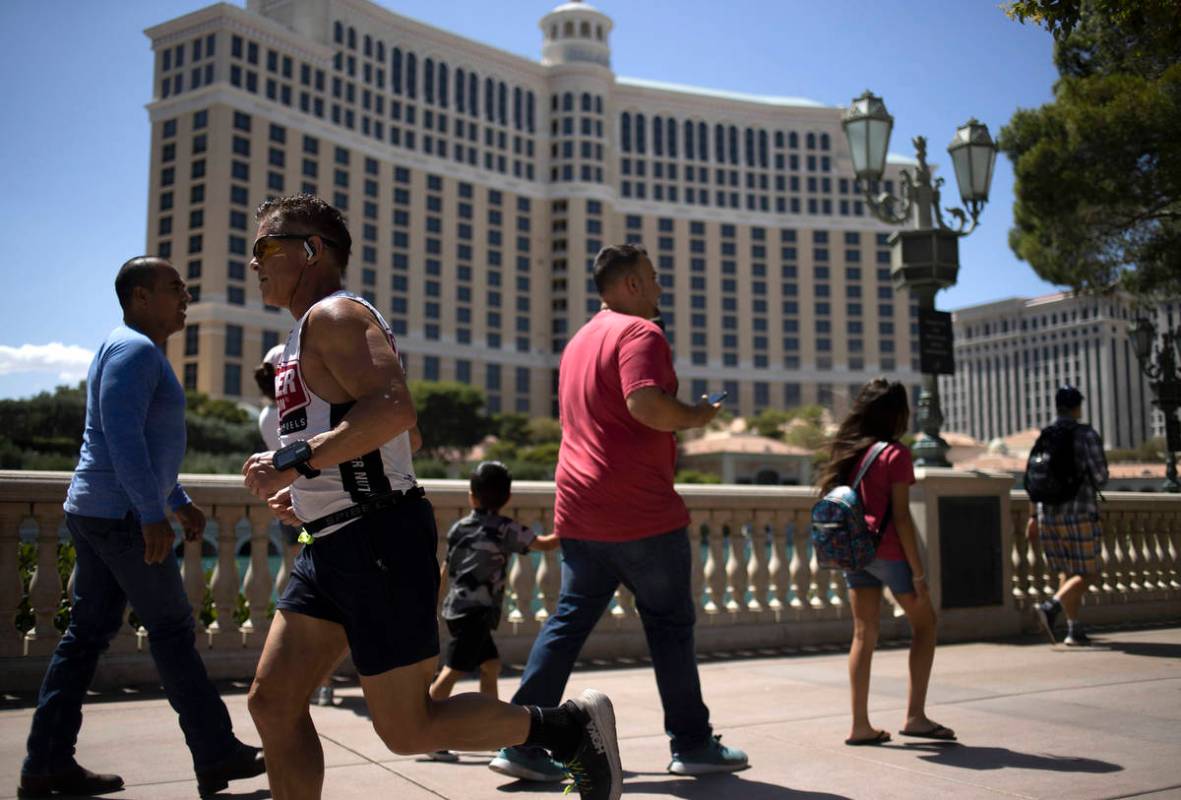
[511,528,712,754]
[23,513,236,775]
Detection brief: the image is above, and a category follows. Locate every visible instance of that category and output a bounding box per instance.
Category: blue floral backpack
[810,441,893,570]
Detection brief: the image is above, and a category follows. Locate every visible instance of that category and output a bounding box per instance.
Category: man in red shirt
[490,244,749,781]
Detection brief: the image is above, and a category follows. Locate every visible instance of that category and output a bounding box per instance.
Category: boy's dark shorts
[276,495,440,676]
[443,614,499,672]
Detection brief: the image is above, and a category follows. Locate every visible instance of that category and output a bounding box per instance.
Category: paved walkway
[2,626,1179,799]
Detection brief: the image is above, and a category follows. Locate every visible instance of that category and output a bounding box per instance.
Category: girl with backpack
[815,378,955,746]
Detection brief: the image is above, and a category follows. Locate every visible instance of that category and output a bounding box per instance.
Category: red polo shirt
[553,310,689,541]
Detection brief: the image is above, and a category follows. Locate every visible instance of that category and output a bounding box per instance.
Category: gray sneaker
[313,685,335,706]
[427,750,459,762]
[561,689,623,800]
[668,735,749,775]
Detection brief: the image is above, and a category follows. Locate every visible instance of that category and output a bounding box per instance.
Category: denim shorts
[844,557,915,595]
[277,495,440,676]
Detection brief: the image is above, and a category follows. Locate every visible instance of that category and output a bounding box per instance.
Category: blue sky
[0,0,1061,399]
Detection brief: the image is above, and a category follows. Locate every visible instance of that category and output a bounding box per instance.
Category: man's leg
[611,530,711,754]
[23,516,127,781]
[363,656,530,754]
[511,539,619,708]
[248,610,349,800]
[1057,573,1088,619]
[95,515,237,771]
[363,654,623,800]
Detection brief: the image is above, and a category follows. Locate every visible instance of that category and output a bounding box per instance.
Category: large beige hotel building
[146,0,920,418]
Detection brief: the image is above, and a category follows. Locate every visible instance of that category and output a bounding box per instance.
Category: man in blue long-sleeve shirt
[19,257,265,799]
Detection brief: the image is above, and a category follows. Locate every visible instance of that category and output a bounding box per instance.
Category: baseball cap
[1055,385,1083,409]
[264,343,285,367]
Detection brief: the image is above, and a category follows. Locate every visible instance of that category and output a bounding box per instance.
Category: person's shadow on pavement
[497,771,851,798]
[905,742,1123,773]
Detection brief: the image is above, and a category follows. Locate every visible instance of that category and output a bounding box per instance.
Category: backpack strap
[850,441,891,490]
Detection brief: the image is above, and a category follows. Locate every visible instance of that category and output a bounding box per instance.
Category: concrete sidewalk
[2,626,1179,799]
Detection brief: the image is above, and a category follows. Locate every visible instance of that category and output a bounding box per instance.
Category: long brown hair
[815,378,910,494]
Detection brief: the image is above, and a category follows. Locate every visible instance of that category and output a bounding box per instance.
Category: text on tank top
[274,290,416,537]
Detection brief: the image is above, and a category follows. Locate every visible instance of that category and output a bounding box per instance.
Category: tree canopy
[999,0,1181,299]
[408,380,491,460]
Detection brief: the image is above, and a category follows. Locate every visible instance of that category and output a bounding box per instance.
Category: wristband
[913,573,927,583]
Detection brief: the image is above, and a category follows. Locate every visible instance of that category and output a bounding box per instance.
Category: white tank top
[274,290,416,537]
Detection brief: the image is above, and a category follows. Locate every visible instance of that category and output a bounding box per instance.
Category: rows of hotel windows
[157,23,541,181]
[158,22,903,209]
[551,91,606,183]
[618,112,888,215]
[621,221,916,372]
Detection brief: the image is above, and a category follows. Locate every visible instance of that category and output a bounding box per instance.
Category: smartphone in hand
[706,390,728,405]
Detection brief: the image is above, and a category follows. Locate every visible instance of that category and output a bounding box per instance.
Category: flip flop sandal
[899,724,956,741]
[845,730,891,746]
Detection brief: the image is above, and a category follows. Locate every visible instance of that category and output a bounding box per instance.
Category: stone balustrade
[2,469,1178,690]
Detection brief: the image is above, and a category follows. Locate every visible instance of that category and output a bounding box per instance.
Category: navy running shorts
[277,495,441,676]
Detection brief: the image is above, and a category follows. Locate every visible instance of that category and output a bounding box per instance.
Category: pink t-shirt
[553,310,689,541]
[854,442,915,561]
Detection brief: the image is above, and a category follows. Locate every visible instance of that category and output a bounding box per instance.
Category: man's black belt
[303,486,425,535]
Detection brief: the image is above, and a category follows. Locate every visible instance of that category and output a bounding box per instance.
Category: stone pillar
[908,468,1022,640]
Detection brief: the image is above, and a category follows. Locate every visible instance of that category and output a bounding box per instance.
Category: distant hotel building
[940,293,1173,449]
[145,0,920,418]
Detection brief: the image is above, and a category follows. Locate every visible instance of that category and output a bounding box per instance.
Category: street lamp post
[1129,316,1181,493]
[841,90,997,467]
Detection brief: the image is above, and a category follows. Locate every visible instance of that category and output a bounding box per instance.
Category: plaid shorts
[1037,512,1101,577]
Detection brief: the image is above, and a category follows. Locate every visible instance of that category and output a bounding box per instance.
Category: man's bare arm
[625,386,718,432]
[303,303,416,469]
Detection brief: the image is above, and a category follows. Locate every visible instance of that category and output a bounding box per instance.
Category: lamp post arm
[861,168,913,226]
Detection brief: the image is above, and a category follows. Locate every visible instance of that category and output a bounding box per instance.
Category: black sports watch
[273,440,321,479]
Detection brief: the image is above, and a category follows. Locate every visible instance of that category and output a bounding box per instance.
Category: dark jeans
[511,528,711,754]
[23,513,236,775]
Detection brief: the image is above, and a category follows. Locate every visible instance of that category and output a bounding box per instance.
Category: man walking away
[1025,386,1109,646]
[19,257,264,798]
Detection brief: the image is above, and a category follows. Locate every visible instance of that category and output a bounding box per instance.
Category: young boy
[429,461,559,762]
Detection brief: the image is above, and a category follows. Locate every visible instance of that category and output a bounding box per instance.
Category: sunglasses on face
[252,233,338,261]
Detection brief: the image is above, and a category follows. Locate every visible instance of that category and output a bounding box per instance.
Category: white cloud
[0,343,94,382]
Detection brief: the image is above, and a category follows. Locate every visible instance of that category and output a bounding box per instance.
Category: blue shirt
[64,324,191,523]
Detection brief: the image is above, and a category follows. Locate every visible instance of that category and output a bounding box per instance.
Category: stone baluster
[534,509,559,622]
[506,552,529,626]
[721,516,747,615]
[1168,510,1181,591]
[274,523,297,598]
[688,512,708,614]
[1097,510,1115,598]
[1031,508,1056,602]
[807,529,826,610]
[790,510,812,617]
[207,508,241,647]
[242,508,273,645]
[1111,511,1129,595]
[747,513,772,614]
[181,528,207,629]
[827,555,845,612]
[25,506,65,656]
[702,516,723,616]
[1010,506,1029,604]
[1141,511,1165,593]
[766,511,788,615]
[1124,510,1143,594]
[0,504,27,657]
